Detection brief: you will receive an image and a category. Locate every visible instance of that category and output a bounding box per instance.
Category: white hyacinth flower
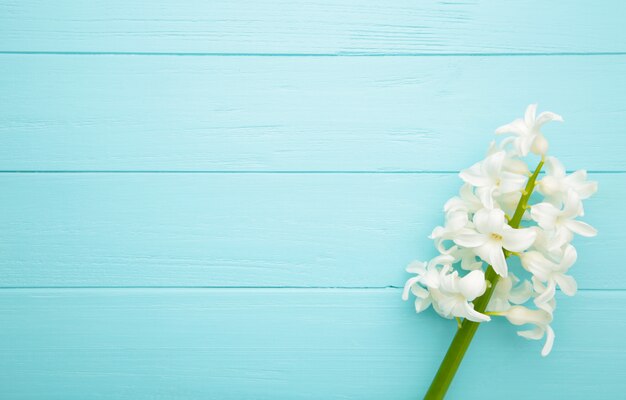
[402,256,488,322]
[487,274,532,312]
[528,225,563,258]
[537,156,598,207]
[430,209,470,254]
[497,306,555,357]
[453,208,536,277]
[443,183,485,216]
[521,244,578,308]
[403,261,436,313]
[448,245,483,271]
[430,268,489,323]
[403,104,597,358]
[495,103,563,156]
[531,189,598,243]
[459,151,527,209]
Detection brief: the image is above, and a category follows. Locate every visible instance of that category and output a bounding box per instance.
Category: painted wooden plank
[1,1,626,54]
[0,288,623,399]
[1,55,625,172]
[0,173,619,289]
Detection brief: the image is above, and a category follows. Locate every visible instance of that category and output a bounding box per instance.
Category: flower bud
[531,134,549,155]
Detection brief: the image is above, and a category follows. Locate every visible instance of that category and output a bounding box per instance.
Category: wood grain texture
[1,54,625,171]
[1,1,626,54]
[0,173,618,289]
[0,288,623,399]
[1,0,624,398]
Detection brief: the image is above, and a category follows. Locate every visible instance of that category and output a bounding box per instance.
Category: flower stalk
[423,158,544,400]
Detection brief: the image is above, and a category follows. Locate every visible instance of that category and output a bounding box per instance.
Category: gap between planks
[0,170,624,174]
[3,51,626,57]
[0,287,623,292]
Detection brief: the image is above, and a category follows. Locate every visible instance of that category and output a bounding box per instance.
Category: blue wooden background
[1,1,625,398]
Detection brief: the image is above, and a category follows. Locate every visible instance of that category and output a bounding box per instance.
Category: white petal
[525,104,537,126]
[461,301,490,323]
[429,226,445,240]
[509,280,533,304]
[411,284,429,298]
[501,226,536,252]
[422,269,441,289]
[552,227,574,250]
[444,196,466,214]
[484,151,505,180]
[505,158,531,176]
[517,134,535,157]
[476,187,496,209]
[541,326,555,357]
[458,249,482,271]
[474,208,506,235]
[495,118,526,136]
[459,183,482,210]
[544,156,566,178]
[458,270,487,301]
[447,211,469,231]
[530,134,549,155]
[406,260,426,274]
[535,280,556,306]
[555,274,577,296]
[537,176,561,198]
[499,171,527,194]
[471,208,488,233]
[402,276,421,301]
[561,190,584,219]
[434,291,458,316]
[565,219,598,237]
[414,297,432,313]
[535,111,564,128]
[566,171,598,199]
[506,306,552,326]
[476,241,508,277]
[454,229,488,248]
[459,162,490,187]
[520,251,553,280]
[518,326,544,340]
[559,244,578,270]
[530,203,559,230]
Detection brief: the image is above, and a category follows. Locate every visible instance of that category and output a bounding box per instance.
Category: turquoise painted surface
[1,1,625,399]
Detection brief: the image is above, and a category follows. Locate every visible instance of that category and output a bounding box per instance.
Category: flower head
[403,104,596,357]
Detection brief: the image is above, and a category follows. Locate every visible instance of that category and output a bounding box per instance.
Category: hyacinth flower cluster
[403,105,598,399]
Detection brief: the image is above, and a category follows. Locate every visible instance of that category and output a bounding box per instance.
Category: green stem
[423,158,544,400]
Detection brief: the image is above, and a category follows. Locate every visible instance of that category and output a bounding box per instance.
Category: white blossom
[453,208,536,277]
[531,189,597,244]
[403,105,597,357]
[521,244,578,308]
[402,256,489,322]
[430,209,470,254]
[487,274,532,312]
[496,103,563,156]
[448,245,483,271]
[537,156,598,207]
[444,183,485,215]
[496,306,555,357]
[459,151,527,209]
